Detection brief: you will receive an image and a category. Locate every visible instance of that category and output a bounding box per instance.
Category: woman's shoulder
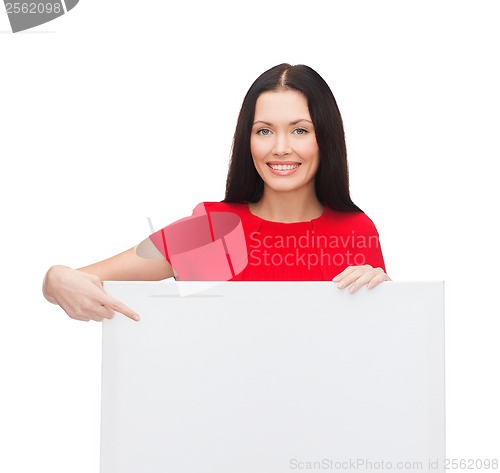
[322,207,380,234]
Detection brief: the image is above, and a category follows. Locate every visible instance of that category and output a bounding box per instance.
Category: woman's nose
[272,133,292,156]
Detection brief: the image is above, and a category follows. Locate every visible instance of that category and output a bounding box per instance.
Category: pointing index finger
[103,296,140,321]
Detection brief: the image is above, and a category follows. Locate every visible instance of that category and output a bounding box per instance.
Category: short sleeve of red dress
[148,202,211,265]
[147,202,250,280]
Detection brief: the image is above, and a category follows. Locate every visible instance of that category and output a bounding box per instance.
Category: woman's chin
[263,180,310,195]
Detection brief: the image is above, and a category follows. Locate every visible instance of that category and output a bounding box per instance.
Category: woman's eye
[294,128,308,135]
[257,129,271,136]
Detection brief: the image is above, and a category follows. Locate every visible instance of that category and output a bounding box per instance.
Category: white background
[1,1,499,471]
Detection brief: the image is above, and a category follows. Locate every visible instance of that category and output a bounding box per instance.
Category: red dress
[148,201,386,281]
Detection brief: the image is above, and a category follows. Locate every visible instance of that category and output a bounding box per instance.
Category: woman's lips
[266,162,301,176]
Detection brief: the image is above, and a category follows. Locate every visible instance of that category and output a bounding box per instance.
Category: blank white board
[101,281,445,473]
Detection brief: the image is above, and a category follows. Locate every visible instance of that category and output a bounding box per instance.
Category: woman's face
[250,89,319,196]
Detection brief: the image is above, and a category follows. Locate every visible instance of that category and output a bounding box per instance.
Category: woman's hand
[43,265,140,322]
[332,265,391,294]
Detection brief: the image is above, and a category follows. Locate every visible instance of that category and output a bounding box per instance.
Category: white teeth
[269,164,300,171]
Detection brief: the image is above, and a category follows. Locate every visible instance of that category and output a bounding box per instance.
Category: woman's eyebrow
[290,119,313,125]
[252,119,314,126]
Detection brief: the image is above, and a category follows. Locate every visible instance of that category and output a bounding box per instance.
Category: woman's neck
[249,188,324,223]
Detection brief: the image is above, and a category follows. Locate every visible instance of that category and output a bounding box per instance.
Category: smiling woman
[225,64,360,212]
[42,63,391,322]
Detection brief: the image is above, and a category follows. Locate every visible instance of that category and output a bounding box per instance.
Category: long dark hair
[223,63,362,212]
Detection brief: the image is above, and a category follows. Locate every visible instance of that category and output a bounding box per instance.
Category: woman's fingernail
[337,282,345,289]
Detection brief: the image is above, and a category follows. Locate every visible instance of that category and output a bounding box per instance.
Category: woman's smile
[266,161,302,175]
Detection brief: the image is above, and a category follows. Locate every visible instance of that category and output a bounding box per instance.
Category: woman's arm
[43,244,174,322]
